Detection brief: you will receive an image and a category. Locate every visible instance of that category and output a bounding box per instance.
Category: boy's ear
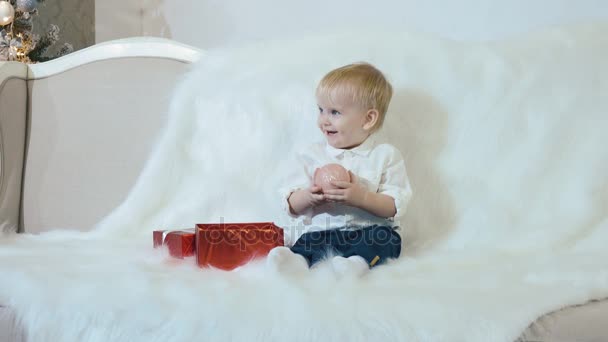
[363,109,379,131]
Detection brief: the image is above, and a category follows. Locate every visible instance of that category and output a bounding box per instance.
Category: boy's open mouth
[326,130,338,135]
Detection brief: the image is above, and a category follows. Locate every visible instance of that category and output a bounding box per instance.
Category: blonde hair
[316,62,393,130]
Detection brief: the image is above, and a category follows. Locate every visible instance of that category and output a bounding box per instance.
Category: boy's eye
[318,107,323,113]
[331,110,341,115]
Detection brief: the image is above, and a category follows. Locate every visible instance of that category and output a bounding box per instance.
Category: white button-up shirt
[278,135,413,241]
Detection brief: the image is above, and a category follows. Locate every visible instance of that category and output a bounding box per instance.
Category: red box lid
[153,229,195,259]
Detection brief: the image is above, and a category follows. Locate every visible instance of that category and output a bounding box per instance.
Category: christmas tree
[0,0,73,63]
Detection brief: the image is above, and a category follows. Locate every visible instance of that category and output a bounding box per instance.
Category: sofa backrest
[6,38,201,234]
[0,62,28,234]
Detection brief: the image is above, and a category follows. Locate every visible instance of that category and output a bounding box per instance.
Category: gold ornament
[13,32,32,63]
[0,30,33,63]
[0,1,15,26]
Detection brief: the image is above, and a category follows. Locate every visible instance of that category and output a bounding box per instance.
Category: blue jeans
[290,225,402,268]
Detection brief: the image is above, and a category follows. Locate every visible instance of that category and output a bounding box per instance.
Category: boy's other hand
[307,186,326,206]
[324,171,368,207]
[287,186,327,215]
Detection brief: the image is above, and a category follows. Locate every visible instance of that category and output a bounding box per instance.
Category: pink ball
[313,163,351,192]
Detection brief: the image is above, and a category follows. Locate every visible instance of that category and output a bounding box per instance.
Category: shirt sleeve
[277,148,315,218]
[377,148,413,222]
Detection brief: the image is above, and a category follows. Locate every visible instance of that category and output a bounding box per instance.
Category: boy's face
[316,94,375,149]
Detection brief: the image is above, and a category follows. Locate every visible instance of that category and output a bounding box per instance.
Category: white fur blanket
[1,24,608,342]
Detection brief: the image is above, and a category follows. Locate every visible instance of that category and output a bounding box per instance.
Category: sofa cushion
[520,299,608,342]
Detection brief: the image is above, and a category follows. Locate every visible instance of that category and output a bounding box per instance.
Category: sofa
[0,36,606,342]
[0,37,201,341]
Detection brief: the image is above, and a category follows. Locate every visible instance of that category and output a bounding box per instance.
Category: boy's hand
[287,186,326,215]
[324,171,369,207]
[305,186,326,206]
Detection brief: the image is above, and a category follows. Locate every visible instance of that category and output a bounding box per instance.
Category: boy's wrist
[288,189,315,215]
[352,190,370,208]
[287,193,297,215]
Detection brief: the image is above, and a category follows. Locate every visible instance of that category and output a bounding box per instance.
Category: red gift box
[153,229,196,259]
[195,222,284,270]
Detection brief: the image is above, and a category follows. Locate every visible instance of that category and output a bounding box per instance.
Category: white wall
[34,0,95,55]
[98,0,608,48]
[95,0,142,43]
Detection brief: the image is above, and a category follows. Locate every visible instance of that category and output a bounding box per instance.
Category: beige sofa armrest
[0,62,28,234]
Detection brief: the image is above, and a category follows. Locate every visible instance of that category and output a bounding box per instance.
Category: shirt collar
[325,135,377,158]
